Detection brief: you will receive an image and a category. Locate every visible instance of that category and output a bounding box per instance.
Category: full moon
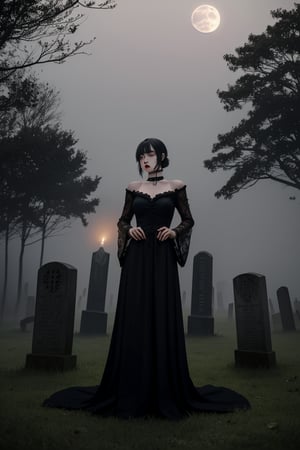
[191,5,221,33]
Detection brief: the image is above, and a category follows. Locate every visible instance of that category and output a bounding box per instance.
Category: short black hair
[135,138,170,176]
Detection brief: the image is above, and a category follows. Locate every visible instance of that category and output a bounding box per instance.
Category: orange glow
[86,214,117,249]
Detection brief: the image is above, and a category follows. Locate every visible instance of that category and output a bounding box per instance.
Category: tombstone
[26,262,77,370]
[188,251,214,336]
[276,287,296,332]
[20,316,34,332]
[80,246,109,334]
[233,273,276,368]
[228,303,234,320]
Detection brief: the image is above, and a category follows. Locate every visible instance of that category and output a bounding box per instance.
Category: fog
[2,0,299,318]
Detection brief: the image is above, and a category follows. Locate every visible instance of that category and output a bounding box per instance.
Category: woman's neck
[147,169,164,180]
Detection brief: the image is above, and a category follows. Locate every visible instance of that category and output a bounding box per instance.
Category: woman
[44,138,250,419]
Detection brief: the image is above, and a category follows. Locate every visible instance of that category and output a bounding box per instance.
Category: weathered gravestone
[233,273,276,368]
[26,262,77,370]
[188,251,214,336]
[80,246,109,334]
[277,286,296,332]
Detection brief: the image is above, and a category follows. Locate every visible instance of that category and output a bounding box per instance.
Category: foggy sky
[3,0,300,316]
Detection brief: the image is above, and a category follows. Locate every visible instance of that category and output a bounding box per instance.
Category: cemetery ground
[0,318,299,450]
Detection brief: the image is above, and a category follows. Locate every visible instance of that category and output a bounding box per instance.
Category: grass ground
[0,318,299,450]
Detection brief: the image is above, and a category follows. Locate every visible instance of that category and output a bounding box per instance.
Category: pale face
[139,148,158,174]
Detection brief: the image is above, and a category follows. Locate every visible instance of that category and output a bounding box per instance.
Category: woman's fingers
[129,227,176,241]
[129,227,146,240]
[157,227,176,241]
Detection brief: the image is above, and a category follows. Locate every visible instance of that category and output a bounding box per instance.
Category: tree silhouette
[0,147,20,320]
[204,4,300,199]
[0,124,100,316]
[0,0,116,81]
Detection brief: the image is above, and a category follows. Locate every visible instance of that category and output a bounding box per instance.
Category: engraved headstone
[233,273,276,368]
[277,286,296,332]
[26,262,77,370]
[188,251,214,336]
[80,246,110,334]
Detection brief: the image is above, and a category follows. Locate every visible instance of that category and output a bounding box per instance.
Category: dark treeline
[0,72,101,319]
[0,1,117,320]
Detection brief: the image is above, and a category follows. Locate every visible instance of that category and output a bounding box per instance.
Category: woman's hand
[157,227,176,241]
[129,227,146,240]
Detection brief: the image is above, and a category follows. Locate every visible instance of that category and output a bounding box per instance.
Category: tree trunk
[39,223,46,267]
[0,223,10,321]
[15,229,26,316]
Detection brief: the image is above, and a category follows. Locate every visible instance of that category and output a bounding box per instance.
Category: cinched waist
[136,224,171,237]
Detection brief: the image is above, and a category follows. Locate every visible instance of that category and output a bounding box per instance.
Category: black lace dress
[43,186,250,419]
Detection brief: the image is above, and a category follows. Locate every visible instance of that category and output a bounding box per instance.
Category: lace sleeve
[172,186,194,267]
[117,189,134,266]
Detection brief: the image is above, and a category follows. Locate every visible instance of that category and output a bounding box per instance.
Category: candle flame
[101,237,105,246]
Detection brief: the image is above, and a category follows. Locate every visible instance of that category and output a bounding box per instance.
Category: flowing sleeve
[117,189,134,266]
[172,186,195,267]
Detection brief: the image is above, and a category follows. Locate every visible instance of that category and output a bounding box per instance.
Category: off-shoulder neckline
[126,185,186,201]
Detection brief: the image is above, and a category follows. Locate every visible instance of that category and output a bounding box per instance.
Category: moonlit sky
[4,0,300,317]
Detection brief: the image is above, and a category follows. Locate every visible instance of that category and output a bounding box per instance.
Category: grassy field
[0,318,299,450]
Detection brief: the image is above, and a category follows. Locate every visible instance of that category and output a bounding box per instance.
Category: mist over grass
[0,319,299,450]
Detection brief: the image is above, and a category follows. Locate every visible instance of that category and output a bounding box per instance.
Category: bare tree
[0,0,116,81]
